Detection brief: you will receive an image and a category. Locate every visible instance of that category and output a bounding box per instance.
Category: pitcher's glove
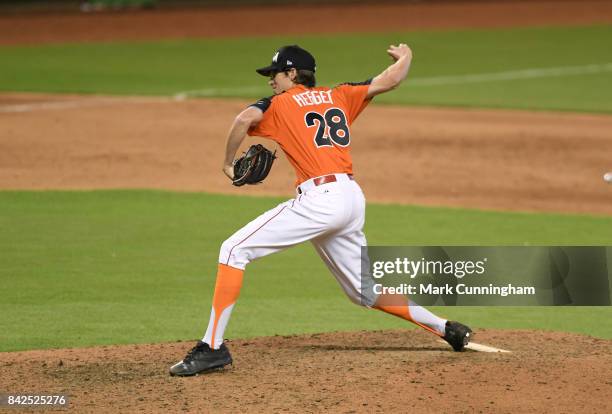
[232,144,277,187]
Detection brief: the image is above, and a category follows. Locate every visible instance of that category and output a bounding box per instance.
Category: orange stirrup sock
[202,264,244,349]
[375,294,446,337]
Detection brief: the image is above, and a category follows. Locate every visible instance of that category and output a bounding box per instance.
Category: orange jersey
[247,82,371,185]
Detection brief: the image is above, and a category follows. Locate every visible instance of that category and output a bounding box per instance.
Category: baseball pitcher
[170,44,472,376]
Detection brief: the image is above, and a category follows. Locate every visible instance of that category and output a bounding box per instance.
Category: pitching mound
[1,329,610,413]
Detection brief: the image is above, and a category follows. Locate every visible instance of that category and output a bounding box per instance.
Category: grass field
[2,23,611,353]
[1,190,611,352]
[1,25,612,112]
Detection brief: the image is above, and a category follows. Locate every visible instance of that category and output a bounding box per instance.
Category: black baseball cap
[256,45,316,77]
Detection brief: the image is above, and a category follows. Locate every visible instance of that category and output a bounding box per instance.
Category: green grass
[1,25,612,112]
[1,190,611,352]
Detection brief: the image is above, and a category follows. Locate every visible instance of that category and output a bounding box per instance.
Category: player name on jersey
[292,90,334,107]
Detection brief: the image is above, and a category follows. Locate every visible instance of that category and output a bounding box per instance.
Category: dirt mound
[2,1,612,45]
[1,93,611,215]
[0,329,610,413]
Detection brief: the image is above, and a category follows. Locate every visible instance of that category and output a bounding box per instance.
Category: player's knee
[219,238,237,265]
[219,238,250,269]
[345,290,375,308]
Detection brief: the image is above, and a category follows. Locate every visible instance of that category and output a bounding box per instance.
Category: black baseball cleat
[169,341,232,376]
[442,321,473,352]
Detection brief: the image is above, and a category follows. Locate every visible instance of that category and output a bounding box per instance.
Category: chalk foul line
[2,63,608,113]
[174,62,612,98]
[408,62,612,86]
[0,96,173,114]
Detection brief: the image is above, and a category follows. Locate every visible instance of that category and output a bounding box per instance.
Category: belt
[297,173,354,194]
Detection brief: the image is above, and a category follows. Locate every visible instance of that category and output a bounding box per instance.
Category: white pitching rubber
[439,340,511,353]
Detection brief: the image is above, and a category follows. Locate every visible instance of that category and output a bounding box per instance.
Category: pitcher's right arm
[366,44,412,99]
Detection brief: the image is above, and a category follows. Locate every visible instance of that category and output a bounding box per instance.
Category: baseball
[604,172,612,183]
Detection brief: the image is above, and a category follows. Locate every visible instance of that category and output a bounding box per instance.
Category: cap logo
[272,52,279,63]
[287,60,293,65]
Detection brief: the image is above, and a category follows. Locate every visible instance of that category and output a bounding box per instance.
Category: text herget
[293,90,334,107]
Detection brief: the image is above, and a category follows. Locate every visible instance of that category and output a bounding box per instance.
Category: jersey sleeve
[334,79,373,124]
[247,96,278,139]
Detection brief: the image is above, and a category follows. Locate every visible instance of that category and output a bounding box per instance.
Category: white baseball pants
[219,173,372,306]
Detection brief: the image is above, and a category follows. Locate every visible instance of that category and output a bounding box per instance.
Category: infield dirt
[1,93,611,215]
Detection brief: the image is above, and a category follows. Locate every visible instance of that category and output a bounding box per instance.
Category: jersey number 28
[305,108,350,148]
